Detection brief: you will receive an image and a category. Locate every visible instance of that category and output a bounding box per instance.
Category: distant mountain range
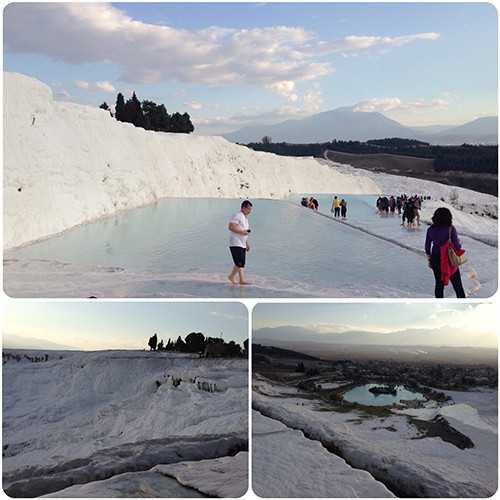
[253,325,498,349]
[221,106,498,146]
[3,333,80,350]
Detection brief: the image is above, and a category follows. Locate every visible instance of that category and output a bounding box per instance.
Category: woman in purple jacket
[425,207,466,298]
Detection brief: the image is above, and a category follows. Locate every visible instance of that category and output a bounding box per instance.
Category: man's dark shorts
[230,246,246,268]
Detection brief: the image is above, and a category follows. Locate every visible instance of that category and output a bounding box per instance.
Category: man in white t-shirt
[228,200,253,285]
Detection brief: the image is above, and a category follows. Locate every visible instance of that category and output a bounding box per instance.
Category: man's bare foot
[228,275,238,284]
[239,280,251,285]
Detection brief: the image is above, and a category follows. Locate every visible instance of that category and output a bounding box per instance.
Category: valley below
[324,150,498,196]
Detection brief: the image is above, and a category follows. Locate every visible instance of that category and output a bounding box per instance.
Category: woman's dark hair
[431,207,453,228]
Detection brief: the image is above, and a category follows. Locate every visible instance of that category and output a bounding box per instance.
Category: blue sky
[3,2,497,135]
[253,302,498,346]
[3,301,249,350]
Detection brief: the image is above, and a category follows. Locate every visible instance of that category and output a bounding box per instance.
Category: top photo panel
[3,2,498,299]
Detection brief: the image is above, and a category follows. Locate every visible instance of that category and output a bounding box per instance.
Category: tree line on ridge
[247,137,498,175]
[100,92,194,134]
[148,331,247,356]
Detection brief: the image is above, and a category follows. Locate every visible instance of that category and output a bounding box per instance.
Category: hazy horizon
[253,303,498,349]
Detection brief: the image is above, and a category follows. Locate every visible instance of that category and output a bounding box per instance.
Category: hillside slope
[3,72,379,250]
[3,349,248,496]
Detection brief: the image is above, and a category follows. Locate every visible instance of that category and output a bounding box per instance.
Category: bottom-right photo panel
[252,302,498,498]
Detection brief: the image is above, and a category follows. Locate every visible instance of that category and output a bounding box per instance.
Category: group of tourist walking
[227,196,467,299]
[376,194,427,228]
[330,196,347,219]
[301,195,348,218]
[377,193,465,297]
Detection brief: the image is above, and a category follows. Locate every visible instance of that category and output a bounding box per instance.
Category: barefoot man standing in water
[228,200,252,285]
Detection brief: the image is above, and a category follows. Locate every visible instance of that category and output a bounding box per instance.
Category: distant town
[253,344,498,398]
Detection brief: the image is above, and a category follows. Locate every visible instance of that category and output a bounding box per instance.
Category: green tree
[175,335,186,351]
[115,93,125,122]
[122,92,146,127]
[206,336,224,345]
[184,332,206,353]
[142,100,170,132]
[226,341,242,357]
[170,112,194,133]
[113,92,194,133]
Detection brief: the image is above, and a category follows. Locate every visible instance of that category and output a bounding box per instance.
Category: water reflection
[5,197,433,298]
[343,384,425,407]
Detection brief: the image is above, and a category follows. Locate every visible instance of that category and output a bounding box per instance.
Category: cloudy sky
[253,302,498,346]
[3,2,497,134]
[3,301,249,350]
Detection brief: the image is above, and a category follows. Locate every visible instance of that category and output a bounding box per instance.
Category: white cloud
[353,97,403,113]
[185,101,203,110]
[208,311,247,321]
[441,91,459,99]
[294,33,439,58]
[308,322,389,334]
[4,3,439,97]
[435,308,463,315]
[52,90,73,100]
[169,89,188,98]
[353,96,454,116]
[184,101,219,111]
[266,81,298,99]
[301,89,324,113]
[193,95,324,135]
[74,80,116,92]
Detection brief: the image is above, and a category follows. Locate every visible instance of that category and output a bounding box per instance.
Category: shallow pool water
[50,471,209,497]
[108,472,209,498]
[343,384,425,407]
[4,196,434,298]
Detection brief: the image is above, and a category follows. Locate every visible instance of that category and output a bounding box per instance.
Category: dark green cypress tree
[142,101,170,132]
[114,92,193,133]
[169,112,194,133]
[115,93,125,122]
[122,92,142,124]
[181,112,194,134]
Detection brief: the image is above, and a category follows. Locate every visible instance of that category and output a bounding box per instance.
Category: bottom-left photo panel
[2,301,249,498]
